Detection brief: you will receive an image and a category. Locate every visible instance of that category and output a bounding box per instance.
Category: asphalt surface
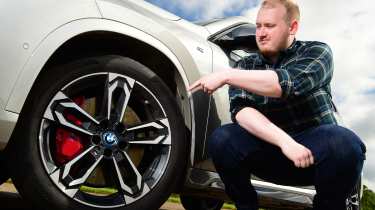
[0,183,185,210]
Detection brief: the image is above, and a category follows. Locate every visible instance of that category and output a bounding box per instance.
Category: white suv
[0,1,362,210]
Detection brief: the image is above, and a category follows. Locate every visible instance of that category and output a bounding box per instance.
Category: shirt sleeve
[228,57,258,123]
[274,42,334,99]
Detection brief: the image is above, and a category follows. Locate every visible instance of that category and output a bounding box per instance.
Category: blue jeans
[208,123,366,210]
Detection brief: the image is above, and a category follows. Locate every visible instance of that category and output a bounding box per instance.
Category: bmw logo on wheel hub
[102,131,118,147]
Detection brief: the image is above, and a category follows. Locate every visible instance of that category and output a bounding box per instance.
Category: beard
[257,37,290,60]
[259,46,279,58]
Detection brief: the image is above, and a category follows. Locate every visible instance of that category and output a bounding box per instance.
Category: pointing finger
[188,80,201,91]
[189,83,203,94]
[190,85,202,94]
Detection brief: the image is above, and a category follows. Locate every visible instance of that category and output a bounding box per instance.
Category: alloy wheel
[38,72,172,208]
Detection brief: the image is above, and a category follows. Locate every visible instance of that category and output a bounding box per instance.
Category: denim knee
[208,125,233,159]
[208,123,264,171]
[325,125,366,175]
[208,124,246,170]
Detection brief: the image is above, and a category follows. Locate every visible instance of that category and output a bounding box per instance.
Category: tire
[180,195,224,210]
[346,177,362,210]
[0,152,9,184]
[10,55,187,210]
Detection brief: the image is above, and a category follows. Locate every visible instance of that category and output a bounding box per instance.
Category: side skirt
[181,168,315,209]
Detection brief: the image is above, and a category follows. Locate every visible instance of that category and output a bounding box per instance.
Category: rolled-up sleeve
[229,87,257,123]
[274,43,333,99]
[229,57,257,123]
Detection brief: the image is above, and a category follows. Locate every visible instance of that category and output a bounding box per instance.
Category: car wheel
[10,55,187,210]
[180,195,224,210]
[346,177,361,210]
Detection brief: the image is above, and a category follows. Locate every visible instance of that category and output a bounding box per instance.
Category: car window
[211,24,258,67]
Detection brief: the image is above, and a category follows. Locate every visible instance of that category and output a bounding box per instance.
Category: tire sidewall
[180,195,224,210]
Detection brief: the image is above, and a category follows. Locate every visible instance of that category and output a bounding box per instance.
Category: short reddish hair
[261,0,300,24]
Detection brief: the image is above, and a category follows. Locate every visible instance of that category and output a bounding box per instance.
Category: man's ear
[289,20,299,35]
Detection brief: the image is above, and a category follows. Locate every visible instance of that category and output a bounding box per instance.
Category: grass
[77,186,238,209]
[222,202,236,209]
[1,180,259,209]
[167,194,266,210]
[75,187,238,209]
[168,194,237,210]
[79,185,118,194]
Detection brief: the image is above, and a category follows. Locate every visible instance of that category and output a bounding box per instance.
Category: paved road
[0,183,185,210]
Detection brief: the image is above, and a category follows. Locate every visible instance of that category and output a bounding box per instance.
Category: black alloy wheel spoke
[104,73,135,122]
[43,91,99,136]
[49,145,103,198]
[126,118,171,145]
[112,150,150,204]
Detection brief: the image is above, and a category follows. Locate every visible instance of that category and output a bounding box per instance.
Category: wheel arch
[38,30,192,127]
[6,18,196,168]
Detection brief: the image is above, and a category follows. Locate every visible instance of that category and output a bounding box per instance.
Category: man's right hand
[280,141,314,168]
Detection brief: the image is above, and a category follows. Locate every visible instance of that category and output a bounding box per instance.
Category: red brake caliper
[55,96,86,164]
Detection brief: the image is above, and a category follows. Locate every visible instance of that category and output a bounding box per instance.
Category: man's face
[256,5,291,57]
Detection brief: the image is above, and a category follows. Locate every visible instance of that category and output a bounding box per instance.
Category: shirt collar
[282,39,298,54]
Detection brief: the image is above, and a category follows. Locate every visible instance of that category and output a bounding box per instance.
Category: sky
[146,0,375,190]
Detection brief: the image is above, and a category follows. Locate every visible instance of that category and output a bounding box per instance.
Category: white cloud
[242,0,375,189]
[149,0,259,21]
[241,4,260,22]
[297,0,375,190]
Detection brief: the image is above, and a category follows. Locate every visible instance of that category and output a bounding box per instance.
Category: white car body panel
[0,110,18,150]
[6,18,191,116]
[0,0,101,109]
[96,0,212,80]
[209,42,232,124]
[0,0,101,146]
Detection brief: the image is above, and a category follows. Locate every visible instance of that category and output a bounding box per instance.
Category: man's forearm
[235,107,315,168]
[235,107,294,148]
[225,69,282,98]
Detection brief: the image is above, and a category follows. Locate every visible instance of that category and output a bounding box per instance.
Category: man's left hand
[188,71,229,94]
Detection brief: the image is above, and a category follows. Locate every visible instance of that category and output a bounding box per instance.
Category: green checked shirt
[229,40,337,135]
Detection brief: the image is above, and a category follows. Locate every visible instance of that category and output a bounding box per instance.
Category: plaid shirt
[229,40,337,135]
